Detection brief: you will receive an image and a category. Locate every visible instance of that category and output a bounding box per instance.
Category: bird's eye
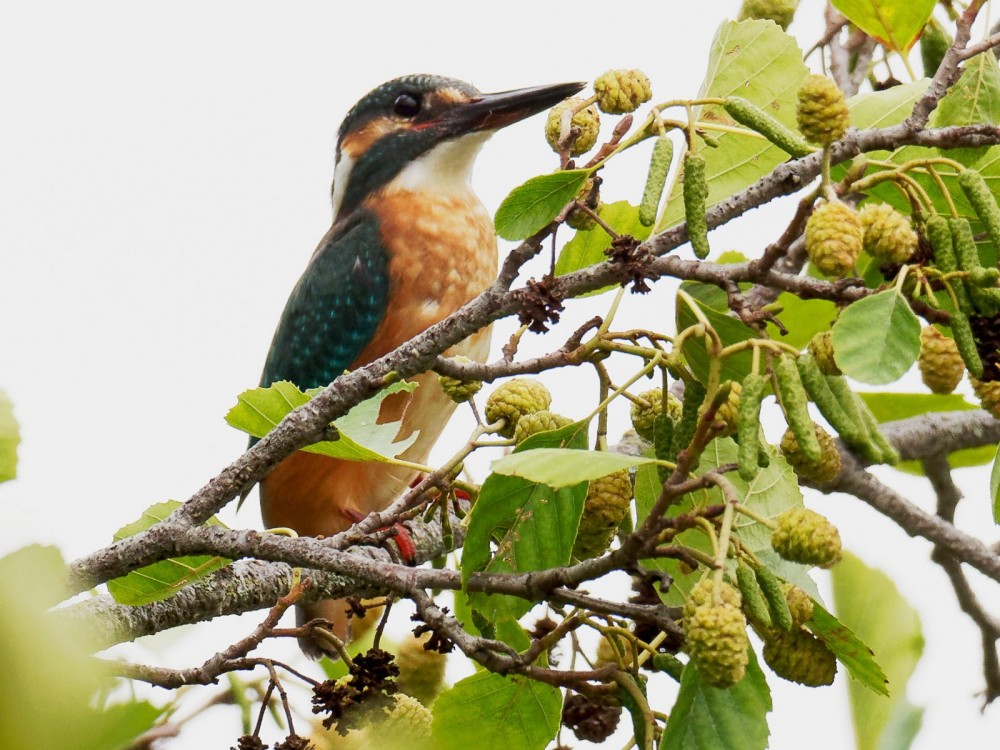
[393,93,421,118]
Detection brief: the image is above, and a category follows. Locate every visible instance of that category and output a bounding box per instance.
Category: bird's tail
[296,599,354,660]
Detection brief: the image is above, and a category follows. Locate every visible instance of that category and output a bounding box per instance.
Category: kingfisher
[256,74,584,657]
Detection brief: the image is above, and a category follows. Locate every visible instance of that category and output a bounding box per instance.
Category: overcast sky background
[2,0,998,747]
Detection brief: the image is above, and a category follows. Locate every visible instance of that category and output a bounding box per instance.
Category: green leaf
[107,500,231,606]
[934,50,1000,163]
[554,201,652,296]
[660,649,772,750]
[765,293,838,351]
[991,444,1000,524]
[677,281,757,385]
[0,389,18,482]
[830,0,935,53]
[859,392,995,471]
[850,81,929,132]
[87,702,166,750]
[226,379,419,462]
[830,553,924,749]
[656,20,809,233]
[432,671,561,750]
[494,169,589,240]
[878,700,925,750]
[832,290,921,385]
[641,438,812,606]
[1,546,164,750]
[808,603,890,697]
[463,423,589,624]
[491,447,657,487]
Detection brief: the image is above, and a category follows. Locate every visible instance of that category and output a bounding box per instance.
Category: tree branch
[923,453,1000,705]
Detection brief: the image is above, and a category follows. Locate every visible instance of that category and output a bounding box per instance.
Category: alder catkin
[639,136,674,227]
[683,152,711,259]
[772,355,821,464]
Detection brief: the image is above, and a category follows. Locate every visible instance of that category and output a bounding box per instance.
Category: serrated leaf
[0,389,18,482]
[991,445,1000,524]
[554,201,652,296]
[808,602,891,697]
[832,290,921,385]
[830,0,935,52]
[494,169,589,240]
[676,281,757,385]
[830,553,923,748]
[431,671,561,750]
[656,20,808,233]
[463,423,589,625]
[107,500,231,606]
[660,649,772,750]
[491,447,657,487]
[860,392,995,472]
[226,379,419,462]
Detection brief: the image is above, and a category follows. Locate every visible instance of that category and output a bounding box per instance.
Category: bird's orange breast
[260,188,497,536]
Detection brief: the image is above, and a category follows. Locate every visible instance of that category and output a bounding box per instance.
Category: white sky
[1,0,998,747]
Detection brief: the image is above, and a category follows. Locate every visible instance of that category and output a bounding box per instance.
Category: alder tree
[4,1,1000,748]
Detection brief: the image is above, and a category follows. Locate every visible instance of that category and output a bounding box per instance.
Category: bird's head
[330,74,585,220]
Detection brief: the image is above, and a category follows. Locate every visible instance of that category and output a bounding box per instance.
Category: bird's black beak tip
[453,80,590,134]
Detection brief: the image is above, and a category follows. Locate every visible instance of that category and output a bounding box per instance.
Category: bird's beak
[442,81,587,135]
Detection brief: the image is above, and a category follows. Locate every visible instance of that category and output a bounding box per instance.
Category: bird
[256,74,585,657]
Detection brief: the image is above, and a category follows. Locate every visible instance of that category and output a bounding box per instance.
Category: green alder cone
[573,469,633,559]
[738,0,799,30]
[513,410,574,444]
[593,68,652,114]
[805,201,862,278]
[684,602,750,688]
[763,628,837,686]
[771,507,842,567]
[545,98,600,156]
[683,578,742,620]
[796,74,849,146]
[781,422,841,484]
[631,388,682,442]
[918,326,964,395]
[484,378,552,438]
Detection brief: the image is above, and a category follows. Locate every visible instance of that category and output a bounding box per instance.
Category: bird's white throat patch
[330,130,491,222]
[390,131,491,196]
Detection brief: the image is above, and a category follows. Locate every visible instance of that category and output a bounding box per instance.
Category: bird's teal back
[261,209,388,390]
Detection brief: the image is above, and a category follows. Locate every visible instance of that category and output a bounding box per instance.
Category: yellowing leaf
[0,389,18,482]
[831,0,935,53]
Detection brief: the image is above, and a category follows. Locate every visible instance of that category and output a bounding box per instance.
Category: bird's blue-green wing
[261,209,389,390]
